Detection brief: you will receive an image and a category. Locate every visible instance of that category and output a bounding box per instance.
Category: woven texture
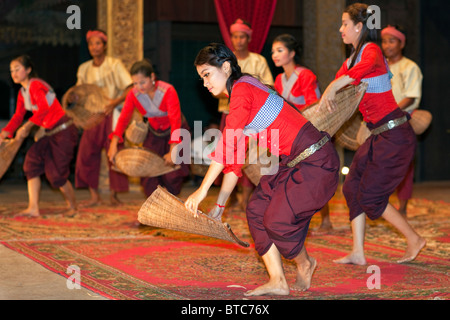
[334,112,364,151]
[301,82,367,137]
[113,147,179,178]
[61,84,108,130]
[138,186,249,247]
[0,138,25,179]
[125,120,148,145]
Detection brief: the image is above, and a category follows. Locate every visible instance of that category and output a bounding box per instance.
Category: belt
[45,120,74,137]
[287,135,329,168]
[370,115,408,135]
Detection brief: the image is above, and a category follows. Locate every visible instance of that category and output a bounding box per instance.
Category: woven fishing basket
[334,112,364,151]
[113,147,180,177]
[125,120,148,145]
[301,82,368,136]
[0,138,25,179]
[62,84,108,129]
[138,186,249,247]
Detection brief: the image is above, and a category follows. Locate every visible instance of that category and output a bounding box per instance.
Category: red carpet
[0,188,449,300]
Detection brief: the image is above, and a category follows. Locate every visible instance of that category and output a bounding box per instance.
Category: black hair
[11,54,38,78]
[194,43,245,98]
[130,59,155,77]
[344,3,378,69]
[273,34,303,65]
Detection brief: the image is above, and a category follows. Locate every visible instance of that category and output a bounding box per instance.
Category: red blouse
[2,79,65,137]
[110,80,182,144]
[274,66,321,111]
[209,80,308,177]
[335,43,398,124]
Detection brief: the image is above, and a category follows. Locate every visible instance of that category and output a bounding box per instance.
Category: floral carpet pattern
[0,188,448,300]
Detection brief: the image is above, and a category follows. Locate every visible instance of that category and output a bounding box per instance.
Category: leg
[16,177,41,217]
[334,213,367,265]
[291,246,317,291]
[382,203,426,263]
[244,244,290,296]
[59,180,78,217]
[312,202,333,235]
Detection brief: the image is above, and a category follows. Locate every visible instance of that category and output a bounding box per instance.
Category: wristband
[216,203,225,208]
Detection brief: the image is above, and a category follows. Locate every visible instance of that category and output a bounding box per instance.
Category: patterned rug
[0,187,448,300]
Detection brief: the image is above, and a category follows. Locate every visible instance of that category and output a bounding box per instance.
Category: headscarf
[86,30,108,43]
[230,19,253,38]
[381,25,406,47]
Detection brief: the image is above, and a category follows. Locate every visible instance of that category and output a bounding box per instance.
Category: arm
[104,85,132,115]
[208,172,240,220]
[320,75,355,113]
[397,97,416,110]
[184,160,225,217]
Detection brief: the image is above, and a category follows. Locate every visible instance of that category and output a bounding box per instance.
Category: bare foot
[79,198,103,208]
[333,252,367,265]
[110,193,123,206]
[311,223,334,235]
[14,208,40,218]
[292,257,317,291]
[397,237,426,263]
[244,278,290,296]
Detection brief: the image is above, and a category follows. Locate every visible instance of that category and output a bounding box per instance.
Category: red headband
[230,19,253,38]
[86,30,108,43]
[381,26,405,47]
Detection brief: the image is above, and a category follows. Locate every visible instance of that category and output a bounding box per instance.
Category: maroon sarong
[141,120,190,197]
[246,122,339,260]
[24,115,78,188]
[342,108,416,221]
[75,113,129,192]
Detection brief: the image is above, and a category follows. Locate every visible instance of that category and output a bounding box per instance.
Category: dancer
[185,43,339,296]
[107,59,190,197]
[320,3,426,265]
[218,19,274,210]
[381,25,423,216]
[74,29,132,206]
[272,33,321,111]
[271,34,333,234]
[0,55,78,217]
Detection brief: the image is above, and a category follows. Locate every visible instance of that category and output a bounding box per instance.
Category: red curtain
[214,0,277,54]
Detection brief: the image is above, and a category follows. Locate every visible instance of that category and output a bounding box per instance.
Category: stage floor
[0,179,448,300]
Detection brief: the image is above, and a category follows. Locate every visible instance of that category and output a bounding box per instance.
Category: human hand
[107,142,118,163]
[163,151,175,166]
[184,188,208,218]
[104,100,115,115]
[16,125,30,140]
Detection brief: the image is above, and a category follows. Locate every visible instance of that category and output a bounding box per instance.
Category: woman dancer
[185,43,339,296]
[0,55,78,217]
[320,3,425,265]
[107,59,189,197]
[272,33,321,111]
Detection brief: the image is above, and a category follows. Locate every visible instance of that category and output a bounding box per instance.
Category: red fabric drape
[214,0,277,54]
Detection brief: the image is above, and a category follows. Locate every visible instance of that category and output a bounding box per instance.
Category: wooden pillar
[96,0,144,192]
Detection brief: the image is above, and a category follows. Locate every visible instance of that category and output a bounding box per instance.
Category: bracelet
[216,203,225,208]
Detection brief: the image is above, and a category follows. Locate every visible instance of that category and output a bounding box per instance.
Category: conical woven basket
[410,109,432,135]
[138,186,249,247]
[301,82,367,136]
[62,84,108,129]
[334,112,364,151]
[113,147,180,177]
[125,120,148,145]
[0,138,25,179]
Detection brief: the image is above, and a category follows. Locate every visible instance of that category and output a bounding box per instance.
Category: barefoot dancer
[320,3,426,264]
[185,43,339,295]
[74,30,132,207]
[0,55,79,217]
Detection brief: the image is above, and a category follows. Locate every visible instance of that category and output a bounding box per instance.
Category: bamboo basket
[138,186,250,247]
[125,120,148,145]
[410,109,432,135]
[301,82,368,136]
[334,112,364,151]
[113,147,180,177]
[62,84,108,130]
[0,138,25,179]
